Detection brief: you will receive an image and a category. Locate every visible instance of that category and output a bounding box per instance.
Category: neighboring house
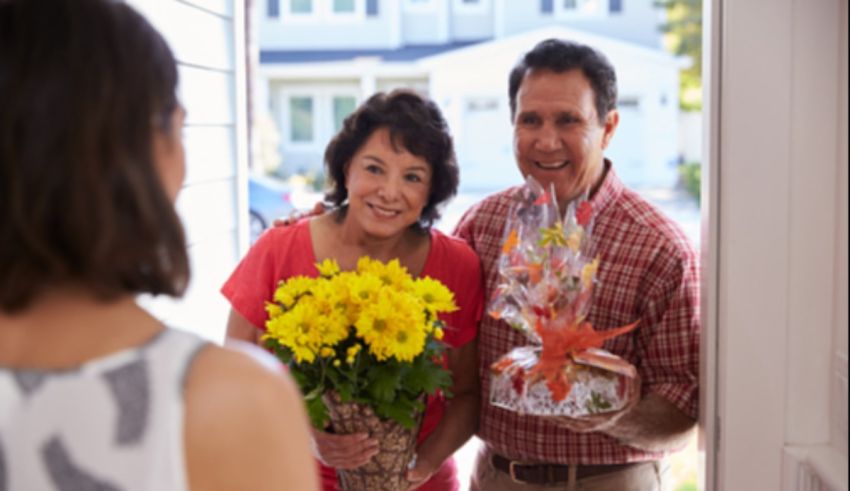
[256,0,685,190]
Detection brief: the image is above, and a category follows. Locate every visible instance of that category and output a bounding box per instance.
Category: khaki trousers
[469,446,669,491]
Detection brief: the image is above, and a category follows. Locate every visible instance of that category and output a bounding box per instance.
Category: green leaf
[375,398,418,429]
[336,383,354,402]
[305,395,329,429]
[404,356,452,395]
[303,385,323,401]
[366,364,402,403]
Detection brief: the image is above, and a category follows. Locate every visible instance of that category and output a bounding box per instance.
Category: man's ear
[600,109,620,150]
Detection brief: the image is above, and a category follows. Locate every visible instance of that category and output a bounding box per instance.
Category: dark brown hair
[323,90,459,229]
[0,0,188,313]
[509,38,618,124]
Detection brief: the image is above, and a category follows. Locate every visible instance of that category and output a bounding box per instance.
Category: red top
[221,219,484,491]
[455,162,700,464]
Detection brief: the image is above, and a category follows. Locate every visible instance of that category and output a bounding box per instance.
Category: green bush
[679,161,701,203]
[675,480,698,491]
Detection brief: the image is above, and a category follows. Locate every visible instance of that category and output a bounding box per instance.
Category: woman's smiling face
[344,127,432,238]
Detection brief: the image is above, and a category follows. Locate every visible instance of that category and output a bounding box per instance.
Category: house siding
[450,11,494,40]
[498,0,664,49]
[129,0,247,343]
[260,0,400,49]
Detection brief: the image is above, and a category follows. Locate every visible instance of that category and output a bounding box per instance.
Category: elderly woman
[0,1,318,490]
[222,90,484,491]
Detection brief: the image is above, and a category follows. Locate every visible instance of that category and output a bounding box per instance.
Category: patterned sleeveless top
[0,328,208,491]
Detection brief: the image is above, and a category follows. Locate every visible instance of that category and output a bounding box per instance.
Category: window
[268,0,280,17]
[279,0,365,22]
[333,0,355,13]
[289,96,314,142]
[454,0,489,13]
[405,0,436,12]
[556,0,605,17]
[290,0,312,14]
[332,96,357,133]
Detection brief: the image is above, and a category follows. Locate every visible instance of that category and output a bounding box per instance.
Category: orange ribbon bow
[526,319,639,402]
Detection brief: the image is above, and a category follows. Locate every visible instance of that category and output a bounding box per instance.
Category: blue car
[249,174,294,243]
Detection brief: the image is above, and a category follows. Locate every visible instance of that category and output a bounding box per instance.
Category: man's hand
[272,202,325,228]
[542,375,641,434]
[310,427,379,470]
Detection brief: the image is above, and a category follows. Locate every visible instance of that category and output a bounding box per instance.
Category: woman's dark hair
[508,38,619,124]
[0,0,188,313]
[323,90,459,229]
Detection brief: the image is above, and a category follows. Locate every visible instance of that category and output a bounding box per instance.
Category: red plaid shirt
[453,163,700,464]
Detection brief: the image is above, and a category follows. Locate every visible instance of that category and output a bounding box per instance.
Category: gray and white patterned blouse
[0,328,208,491]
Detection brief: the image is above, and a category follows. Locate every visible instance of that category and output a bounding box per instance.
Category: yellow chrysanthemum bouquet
[263,257,457,489]
[263,256,457,431]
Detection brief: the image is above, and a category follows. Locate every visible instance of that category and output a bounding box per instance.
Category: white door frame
[705,0,847,489]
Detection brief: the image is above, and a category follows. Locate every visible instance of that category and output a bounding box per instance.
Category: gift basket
[488,177,640,418]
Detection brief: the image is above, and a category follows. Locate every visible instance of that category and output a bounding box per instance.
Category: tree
[656,0,703,111]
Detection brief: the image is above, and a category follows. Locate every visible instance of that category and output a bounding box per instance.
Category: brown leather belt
[491,453,641,485]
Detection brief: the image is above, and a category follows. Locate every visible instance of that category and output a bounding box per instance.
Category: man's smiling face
[512,68,618,209]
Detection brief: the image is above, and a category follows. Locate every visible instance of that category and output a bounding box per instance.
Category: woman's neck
[0,287,161,368]
[314,212,430,275]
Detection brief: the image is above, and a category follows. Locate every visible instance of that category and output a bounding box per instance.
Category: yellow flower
[316,258,341,277]
[372,259,415,289]
[320,347,335,358]
[566,231,583,252]
[581,258,599,289]
[265,301,326,364]
[387,323,427,363]
[354,289,428,362]
[433,327,444,340]
[540,222,567,247]
[265,302,283,319]
[413,277,458,315]
[347,272,384,306]
[354,294,394,357]
[273,275,315,309]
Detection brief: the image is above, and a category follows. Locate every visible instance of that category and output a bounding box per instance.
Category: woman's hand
[310,428,379,470]
[405,453,437,491]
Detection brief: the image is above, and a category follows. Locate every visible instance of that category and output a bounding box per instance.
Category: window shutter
[540,0,554,14]
[367,0,379,16]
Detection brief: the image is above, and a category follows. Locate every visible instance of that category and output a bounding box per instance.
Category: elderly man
[454,38,699,491]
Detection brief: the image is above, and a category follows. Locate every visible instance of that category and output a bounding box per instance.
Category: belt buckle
[508,461,527,485]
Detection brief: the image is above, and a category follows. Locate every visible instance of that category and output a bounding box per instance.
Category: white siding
[402,0,450,44]
[130,0,248,343]
[450,0,494,40]
[260,0,401,49]
[497,0,664,49]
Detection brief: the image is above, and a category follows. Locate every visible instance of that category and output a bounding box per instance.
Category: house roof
[260,40,487,64]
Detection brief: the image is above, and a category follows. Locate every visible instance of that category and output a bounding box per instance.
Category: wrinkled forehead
[516,69,597,113]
